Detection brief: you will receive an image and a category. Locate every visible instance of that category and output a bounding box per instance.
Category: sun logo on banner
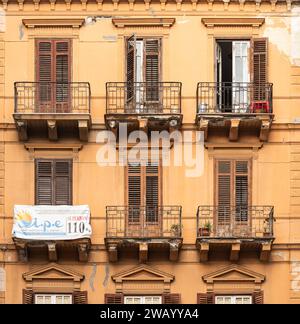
[15,210,32,227]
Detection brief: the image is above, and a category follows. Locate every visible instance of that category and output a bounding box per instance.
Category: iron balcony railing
[196,82,273,114]
[196,206,274,239]
[14,82,91,114]
[106,206,182,238]
[106,82,182,114]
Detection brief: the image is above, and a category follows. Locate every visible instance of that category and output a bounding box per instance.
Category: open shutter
[55,40,71,112]
[104,293,124,304]
[235,161,249,223]
[252,38,268,100]
[36,160,53,205]
[36,40,53,112]
[23,289,34,304]
[253,291,264,304]
[54,160,72,205]
[162,293,181,304]
[145,39,160,103]
[126,35,136,105]
[197,293,215,304]
[73,291,88,304]
[216,160,232,225]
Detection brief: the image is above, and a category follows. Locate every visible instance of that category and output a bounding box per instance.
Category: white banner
[12,205,92,240]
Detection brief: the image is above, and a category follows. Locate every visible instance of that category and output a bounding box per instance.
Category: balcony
[105,82,182,133]
[12,205,92,262]
[196,206,275,262]
[196,82,273,141]
[105,206,183,262]
[13,82,91,141]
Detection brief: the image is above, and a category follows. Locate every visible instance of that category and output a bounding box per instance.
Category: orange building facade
[0,0,299,304]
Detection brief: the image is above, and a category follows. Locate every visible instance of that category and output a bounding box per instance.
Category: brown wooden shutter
[127,164,142,224]
[146,164,159,223]
[253,291,264,304]
[235,161,249,222]
[36,160,53,205]
[23,289,34,304]
[55,40,71,112]
[162,293,181,304]
[73,291,88,304]
[252,38,268,100]
[197,293,215,304]
[144,39,160,102]
[126,35,136,104]
[216,160,232,224]
[104,293,124,304]
[54,160,72,205]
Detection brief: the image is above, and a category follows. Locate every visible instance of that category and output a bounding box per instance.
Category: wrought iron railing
[106,206,182,238]
[196,82,273,114]
[106,82,182,114]
[14,82,91,113]
[196,206,274,239]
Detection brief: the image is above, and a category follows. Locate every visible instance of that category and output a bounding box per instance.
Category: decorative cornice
[22,18,85,29]
[201,17,265,28]
[112,17,176,28]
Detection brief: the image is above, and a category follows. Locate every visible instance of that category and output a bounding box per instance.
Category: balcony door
[215,160,251,237]
[126,36,161,113]
[126,163,162,237]
[36,39,71,113]
[215,39,268,113]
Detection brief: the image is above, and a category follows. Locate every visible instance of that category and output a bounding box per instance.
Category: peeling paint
[102,263,110,287]
[271,251,285,261]
[19,24,24,40]
[0,10,5,33]
[291,262,300,292]
[0,268,5,292]
[89,263,97,292]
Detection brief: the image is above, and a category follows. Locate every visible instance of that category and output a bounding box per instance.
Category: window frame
[34,293,73,304]
[124,295,162,304]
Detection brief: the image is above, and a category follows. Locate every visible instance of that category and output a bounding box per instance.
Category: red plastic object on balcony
[250,101,270,113]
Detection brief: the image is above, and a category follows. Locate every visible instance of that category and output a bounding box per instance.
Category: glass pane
[56,296,62,304]
[45,296,52,304]
[63,296,72,304]
[36,296,44,304]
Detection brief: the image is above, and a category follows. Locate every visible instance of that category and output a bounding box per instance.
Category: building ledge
[112,18,176,28]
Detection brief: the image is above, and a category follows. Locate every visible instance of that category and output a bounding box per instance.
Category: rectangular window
[215,296,252,305]
[126,161,162,237]
[215,38,268,112]
[36,39,71,113]
[126,36,161,112]
[35,159,72,205]
[35,294,72,304]
[215,159,251,235]
[124,296,162,304]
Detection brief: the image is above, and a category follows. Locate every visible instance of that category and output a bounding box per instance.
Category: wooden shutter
[127,164,142,223]
[55,40,71,112]
[104,293,124,304]
[253,291,264,304]
[162,293,181,304]
[145,164,159,223]
[197,293,215,304]
[73,291,88,304]
[126,35,136,103]
[23,289,34,304]
[54,160,72,205]
[36,159,72,205]
[36,160,53,205]
[144,39,160,102]
[252,38,268,100]
[235,161,249,222]
[36,39,71,113]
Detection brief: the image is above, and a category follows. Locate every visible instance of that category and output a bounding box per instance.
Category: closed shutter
[197,293,215,304]
[126,35,136,103]
[216,160,250,227]
[36,159,72,205]
[23,289,34,304]
[253,291,264,304]
[144,39,160,102]
[36,160,53,205]
[127,164,142,223]
[104,293,124,304]
[55,40,71,112]
[162,293,181,304]
[36,40,53,112]
[73,291,88,304]
[54,160,72,205]
[145,164,159,223]
[252,38,268,101]
[217,161,231,224]
[36,39,71,113]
